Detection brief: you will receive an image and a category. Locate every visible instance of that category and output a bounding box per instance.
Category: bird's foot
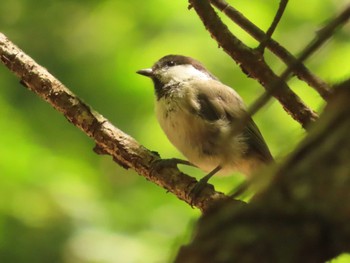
[151,158,195,174]
[188,166,221,205]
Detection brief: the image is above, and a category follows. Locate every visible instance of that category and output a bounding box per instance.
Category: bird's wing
[195,92,223,121]
[189,79,273,163]
[243,118,274,163]
[189,79,244,122]
[188,79,244,122]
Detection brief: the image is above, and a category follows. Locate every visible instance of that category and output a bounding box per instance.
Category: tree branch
[210,0,332,100]
[0,32,239,213]
[256,0,288,54]
[243,5,350,129]
[189,0,318,129]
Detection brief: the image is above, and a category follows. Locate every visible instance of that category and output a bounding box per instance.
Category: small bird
[137,55,273,187]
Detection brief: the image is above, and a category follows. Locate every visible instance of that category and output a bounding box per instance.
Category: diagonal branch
[0,32,238,213]
[256,0,288,53]
[210,0,332,100]
[244,5,350,128]
[189,0,318,129]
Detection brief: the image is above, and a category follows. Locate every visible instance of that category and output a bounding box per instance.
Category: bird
[137,54,273,188]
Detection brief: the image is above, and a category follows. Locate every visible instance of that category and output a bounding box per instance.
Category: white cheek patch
[160,65,211,83]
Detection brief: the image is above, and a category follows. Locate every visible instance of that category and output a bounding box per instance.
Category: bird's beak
[136,68,154,77]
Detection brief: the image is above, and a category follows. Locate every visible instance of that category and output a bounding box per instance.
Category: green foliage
[0,0,349,262]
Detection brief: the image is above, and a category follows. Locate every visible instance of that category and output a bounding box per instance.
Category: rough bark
[0,32,235,212]
[209,0,331,100]
[189,0,320,129]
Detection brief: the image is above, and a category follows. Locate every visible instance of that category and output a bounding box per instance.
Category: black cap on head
[137,54,218,99]
[137,55,217,80]
[153,55,207,72]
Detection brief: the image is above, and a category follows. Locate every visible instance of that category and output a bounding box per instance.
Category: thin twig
[0,32,237,213]
[256,0,288,54]
[231,5,350,139]
[189,0,318,129]
[210,0,332,100]
[248,5,350,116]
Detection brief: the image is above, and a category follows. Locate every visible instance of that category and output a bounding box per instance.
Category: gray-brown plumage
[137,55,273,181]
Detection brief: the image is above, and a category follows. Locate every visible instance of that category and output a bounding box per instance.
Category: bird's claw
[150,158,194,175]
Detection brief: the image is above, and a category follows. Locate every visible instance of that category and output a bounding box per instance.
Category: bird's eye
[166,61,176,67]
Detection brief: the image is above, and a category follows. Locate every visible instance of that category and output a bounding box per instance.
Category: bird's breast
[155,97,195,149]
[155,96,225,171]
[156,95,204,151]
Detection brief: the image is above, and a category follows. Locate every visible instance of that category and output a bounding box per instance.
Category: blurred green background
[0,0,349,262]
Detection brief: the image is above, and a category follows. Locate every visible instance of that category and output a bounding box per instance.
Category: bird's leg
[198,165,222,184]
[189,165,222,202]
